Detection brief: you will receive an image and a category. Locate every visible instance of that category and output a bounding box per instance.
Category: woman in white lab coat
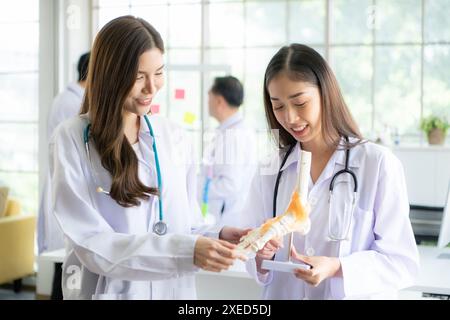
[240,44,419,299]
[50,16,245,300]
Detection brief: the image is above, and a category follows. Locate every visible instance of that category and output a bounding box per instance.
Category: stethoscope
[273,137,358,242]
[83,114,168,236]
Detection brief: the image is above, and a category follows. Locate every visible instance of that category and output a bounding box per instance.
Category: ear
[217,95,227,108]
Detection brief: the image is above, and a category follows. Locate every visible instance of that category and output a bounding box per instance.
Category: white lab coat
[49,114,218,300]
[241,139,419,299]
[200,112,257,227]
[37,82,85,254]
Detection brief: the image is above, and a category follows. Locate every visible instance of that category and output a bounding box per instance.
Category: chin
[136,106,152,116]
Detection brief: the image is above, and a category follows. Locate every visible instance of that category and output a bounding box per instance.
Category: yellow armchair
[0,199,36,290]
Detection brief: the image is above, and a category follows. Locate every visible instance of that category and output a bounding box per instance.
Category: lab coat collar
[279,136,362,173]
[218,111,244,131]
[333,137,362,168]
[138,114,157,154]
[67,82,85,99]
[279,142,301,172]
[139,114,161,137]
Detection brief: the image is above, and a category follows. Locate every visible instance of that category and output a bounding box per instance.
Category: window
[0,1,39,214]
[92,0,450,155]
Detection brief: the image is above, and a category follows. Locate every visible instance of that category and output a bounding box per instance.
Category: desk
[36,245,450,299]
[405,245,450,296]
[35,249,262,299]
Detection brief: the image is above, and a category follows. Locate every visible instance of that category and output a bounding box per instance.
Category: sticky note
[150,104,160,114]
[175,89,185,100]
[183,112,196,125]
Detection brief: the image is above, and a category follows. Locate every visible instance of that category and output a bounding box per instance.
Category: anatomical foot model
[237,150,312,256]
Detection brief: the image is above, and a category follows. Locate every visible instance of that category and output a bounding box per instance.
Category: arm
[337,152,420,298]
[50,125,200,281]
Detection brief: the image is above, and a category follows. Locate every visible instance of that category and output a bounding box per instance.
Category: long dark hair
[263,44,363,151]
[80,16,164,207]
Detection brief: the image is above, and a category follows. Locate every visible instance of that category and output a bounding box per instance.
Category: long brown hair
[263,44,363,151]
[80,16,164,207]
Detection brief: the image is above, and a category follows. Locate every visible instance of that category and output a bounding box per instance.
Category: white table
[36,245,450,299]
[405,245,450,296]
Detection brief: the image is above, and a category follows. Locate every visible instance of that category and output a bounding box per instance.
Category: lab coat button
[306,247,315,256]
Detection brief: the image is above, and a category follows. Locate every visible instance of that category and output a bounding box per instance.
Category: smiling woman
[48,15,247,300]
[239,43,419,300]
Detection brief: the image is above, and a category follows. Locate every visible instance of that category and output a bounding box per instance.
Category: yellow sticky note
[183,112,196,125]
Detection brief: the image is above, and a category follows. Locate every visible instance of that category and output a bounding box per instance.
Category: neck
[302,134,338,184]
[123,111,140,144]
[217,107,239,124]
[301,134,334,158]
[78,80,87,89]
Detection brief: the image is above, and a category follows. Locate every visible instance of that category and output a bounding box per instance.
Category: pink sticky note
[175,89,185,100]
[150,104,160,114]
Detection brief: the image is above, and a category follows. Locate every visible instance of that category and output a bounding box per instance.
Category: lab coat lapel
[138,115,164,233]
[138,115,158,173]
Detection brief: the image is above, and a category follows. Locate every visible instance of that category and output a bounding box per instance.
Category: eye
[294,102,306,107]
[155,71,163,76]
[273,104,284,111]
[136,75,144,80]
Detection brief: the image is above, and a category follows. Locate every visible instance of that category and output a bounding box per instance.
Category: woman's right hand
[255,236,283,274]
[194,236,247,272]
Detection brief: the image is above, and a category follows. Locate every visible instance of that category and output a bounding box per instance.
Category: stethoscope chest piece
[153,220,168,236]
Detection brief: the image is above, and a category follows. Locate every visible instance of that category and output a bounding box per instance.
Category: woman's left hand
[291,246,342,287]
[219,226,251,244]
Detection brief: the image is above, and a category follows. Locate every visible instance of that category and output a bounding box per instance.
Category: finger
[218,239,237,250]
[205,255,234,270]
[294,268,312,277]
[291,246,311,264]
[203,264,224,273]
[269,238,283,248]
[294,269,313,282]
[293,269,310,280]
[264,242,278,252]
[215,244,246,262]
[216,242,248,261]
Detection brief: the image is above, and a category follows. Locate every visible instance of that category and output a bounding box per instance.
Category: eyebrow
[138,64,165,74]
[270,91,306,101]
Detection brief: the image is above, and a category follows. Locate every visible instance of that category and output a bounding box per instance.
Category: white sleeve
[180,130,222,239]
[50,126,199,281]
[239,170,267,229]
[207,128,257,202]
[337,151,420,298]
[240,170,274,286]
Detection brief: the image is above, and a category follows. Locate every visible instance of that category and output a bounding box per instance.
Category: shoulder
[52,86,81,107]
[51,115,87,147]
[146,114,194,160]
[147,114,187,142]
[353,140,403,173]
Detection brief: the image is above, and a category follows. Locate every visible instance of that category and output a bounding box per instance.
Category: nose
[286,105,299,125]
[143,77,156,95]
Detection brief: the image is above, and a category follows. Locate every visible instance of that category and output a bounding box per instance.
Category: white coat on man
[241,139,419,299]
[50,113,219,299]
[37,82,85,254]
[200,112,257,227]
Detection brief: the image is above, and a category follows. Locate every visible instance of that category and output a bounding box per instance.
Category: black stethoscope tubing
[272,137,358,218]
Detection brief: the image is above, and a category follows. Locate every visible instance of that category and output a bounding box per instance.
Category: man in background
[200,76,257,228]
[46,52,90,137]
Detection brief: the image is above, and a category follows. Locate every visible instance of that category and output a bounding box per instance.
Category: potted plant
[420,115,449,145]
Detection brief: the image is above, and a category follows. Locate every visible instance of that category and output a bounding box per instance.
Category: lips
[291,124,309,137]
[136,97,152,106]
